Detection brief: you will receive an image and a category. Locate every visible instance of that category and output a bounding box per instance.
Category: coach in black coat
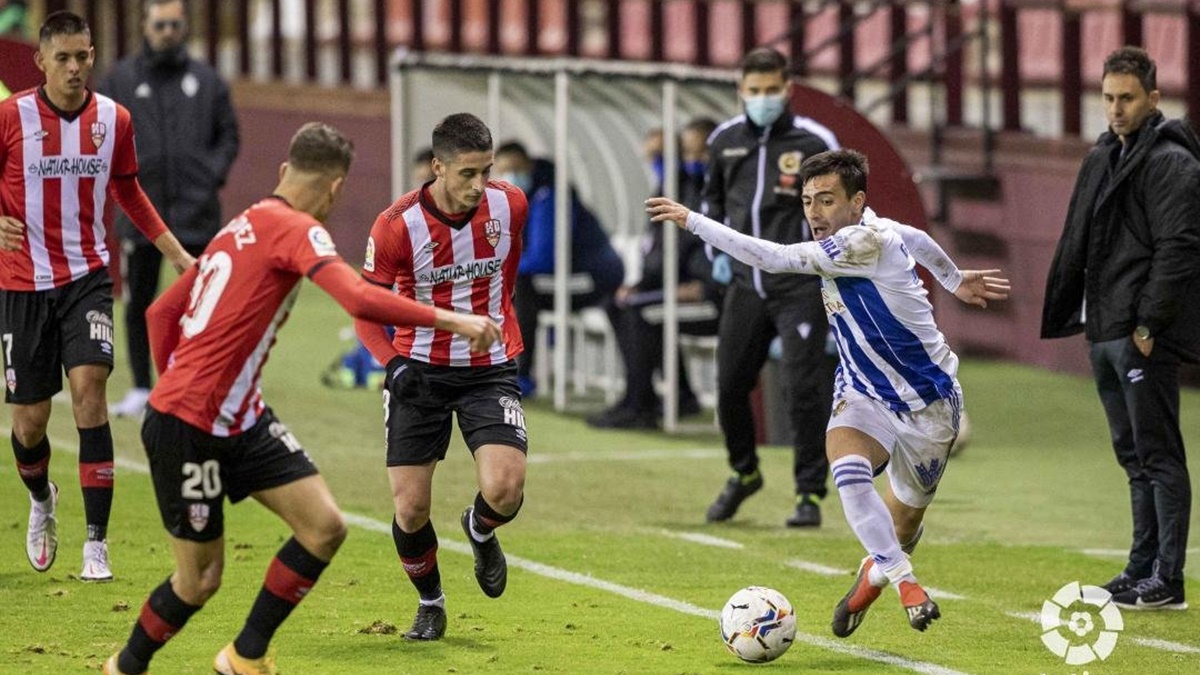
[98,0,239,416]
[1041,47,1200,609]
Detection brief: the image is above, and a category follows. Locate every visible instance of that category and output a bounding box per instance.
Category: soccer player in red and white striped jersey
[104,123,500,675]
[355,113,529,641]
[0,11,194,583]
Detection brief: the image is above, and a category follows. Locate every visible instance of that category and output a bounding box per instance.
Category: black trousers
[717,283,834,498]
[1090,337,1191,582]
[513,273,614,379]
[606,298,718,412]
[120,240,208,389]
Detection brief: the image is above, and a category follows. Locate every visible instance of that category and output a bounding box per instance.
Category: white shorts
[827,389,961,508]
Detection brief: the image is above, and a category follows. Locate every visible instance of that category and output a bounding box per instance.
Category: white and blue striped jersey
[686,208,961,413]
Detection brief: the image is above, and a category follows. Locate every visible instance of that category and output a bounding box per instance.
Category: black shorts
[0,269,114,404]
[142,406,319,542]
[384,357,528,466]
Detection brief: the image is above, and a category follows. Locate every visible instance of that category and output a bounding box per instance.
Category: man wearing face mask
[98,0,239,419]
[493,141,625,397]
[588,118,722,428]
[702,47,839,527]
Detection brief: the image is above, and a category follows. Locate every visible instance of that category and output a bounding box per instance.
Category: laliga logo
[1040,581,1123,665]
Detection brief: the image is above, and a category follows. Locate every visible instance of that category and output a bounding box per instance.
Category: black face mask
[145,41,187,71]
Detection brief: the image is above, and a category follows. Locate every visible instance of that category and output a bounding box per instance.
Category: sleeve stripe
[306,258,337,279]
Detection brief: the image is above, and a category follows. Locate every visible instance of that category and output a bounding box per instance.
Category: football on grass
[719,586,796,663]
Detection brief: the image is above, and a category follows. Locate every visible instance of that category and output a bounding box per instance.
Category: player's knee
[394,504,431,533]
[11,424,47,449]
[176,565,223,605]
[482,480,524,515]
[318,511,348,553]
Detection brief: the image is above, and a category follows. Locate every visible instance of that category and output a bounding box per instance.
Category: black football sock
[12,432,51,501]
[394,518,442,602]
[79,423,114,541]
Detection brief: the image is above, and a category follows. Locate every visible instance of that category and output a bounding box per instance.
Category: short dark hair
[494,141,529,160]
[39,11,90,44]
[1103,46,1157,94]
[740,47,788,77]
[288,122,354,174]
[432,113,492,162]
[800,149,869,197]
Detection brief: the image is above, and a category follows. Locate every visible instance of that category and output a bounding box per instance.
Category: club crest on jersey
[90,122,107,150]
[484,219,502,248]
[188,503,210,532]
[778,151,803,175]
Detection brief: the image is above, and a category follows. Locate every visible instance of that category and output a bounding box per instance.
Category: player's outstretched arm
[110,175,196,272]
[312,261,501,354]
[953,269,1011,308]
[146,264,199,374]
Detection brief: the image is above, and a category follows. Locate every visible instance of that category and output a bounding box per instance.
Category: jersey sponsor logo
[27,156,109,179]
[90,122,108,150]
[428,258,502,285]
[820,284,847,315]
[87,310,114,347]
[363,236,376,272]
[308,226,338,257]
[188,502,210,532]
[499,395,526,429]
[484,219,502,248]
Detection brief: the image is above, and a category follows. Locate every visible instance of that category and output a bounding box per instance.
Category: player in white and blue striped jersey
[647,149,1009,637]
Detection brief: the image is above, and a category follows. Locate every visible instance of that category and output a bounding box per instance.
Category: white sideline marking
[659,531,744,549]
[28,434,969,675]
[925,588,968,601]
[49,434,1200,663]
[527,448,723,464]
[1006,610,1200,654]
[786,559,847,577]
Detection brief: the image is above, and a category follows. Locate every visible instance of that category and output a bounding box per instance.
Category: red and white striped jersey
[0,88,137,291]
[150,197,342,436]
[363,181,527,366]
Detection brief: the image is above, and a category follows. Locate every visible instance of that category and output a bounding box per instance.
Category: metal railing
[32,0,1199,138]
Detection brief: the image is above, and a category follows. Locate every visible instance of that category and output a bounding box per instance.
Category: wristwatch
[1135,325,1152,341]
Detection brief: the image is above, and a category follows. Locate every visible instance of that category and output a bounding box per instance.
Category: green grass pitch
[1,284,1197,674]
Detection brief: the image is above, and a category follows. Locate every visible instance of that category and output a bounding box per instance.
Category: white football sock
[468,510,494,543]
[831,455,914,586]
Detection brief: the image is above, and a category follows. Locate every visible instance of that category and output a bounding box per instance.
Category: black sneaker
[1111,575,1188,611]
[461,507,507,598]
[785,494,821,528]
[705,472,763,522]
[403,604,447,640]
[1101,570,1142,596]
[586,405,656,429]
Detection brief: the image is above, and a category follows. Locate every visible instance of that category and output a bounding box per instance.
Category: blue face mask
[498,171,533,194]
[649,155,665,187]
[744,94,787,128]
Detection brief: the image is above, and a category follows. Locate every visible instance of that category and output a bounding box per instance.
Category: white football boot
[27,482,59,572]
